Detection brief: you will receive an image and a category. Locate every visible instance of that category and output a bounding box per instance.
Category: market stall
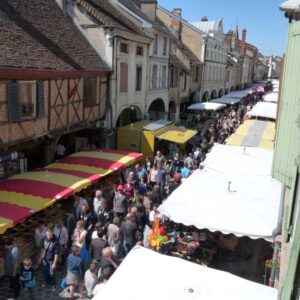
[117,120,197,158]
[159,146,282,239]
[263,92,279,103]
[223,88,253,99]
[247,102,277,120]
[187,102,226,111]
[0,149,142,276]
[93,246,278,300]
[211,97,242,105]
[226,120,275,150]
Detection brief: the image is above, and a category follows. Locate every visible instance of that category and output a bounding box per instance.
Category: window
[83,78,97,107]
[154,34,158,54]
[163,37,167,56]
[7,80,45,122]
[162,65,167,88]
[120,43,128,53]
[136,66,143,91]
[120,63,128,93]
[152,65,158,89]
[136,46,143,56]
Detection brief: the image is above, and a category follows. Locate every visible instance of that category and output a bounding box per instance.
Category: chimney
[201,16,208,22]
[140,0,157,20]
[240,29,246,55]
[172,8,182,17]
[171,8,182,37]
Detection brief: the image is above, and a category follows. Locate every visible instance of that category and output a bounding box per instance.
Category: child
[20,257,36,299]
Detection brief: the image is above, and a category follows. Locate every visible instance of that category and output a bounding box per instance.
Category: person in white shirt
[34,222,47,247]
[84,262,99,299]
[93,190,104,217]
[93,265,114,297]
[149,204,165,223]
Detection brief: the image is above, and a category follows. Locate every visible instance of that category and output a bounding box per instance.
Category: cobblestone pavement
[0,265,90,300]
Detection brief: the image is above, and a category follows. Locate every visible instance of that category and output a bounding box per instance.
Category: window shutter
[7,82,20,122]
[37,80,45,117]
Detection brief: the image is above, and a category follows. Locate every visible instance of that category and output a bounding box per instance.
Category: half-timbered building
[0,0,110,177]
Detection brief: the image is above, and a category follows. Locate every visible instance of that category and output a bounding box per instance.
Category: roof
[170,35,201,64]
[190,19,222,34]
[118,0,171,35]
[93,246,278,300]
[78,0,146,36]
[159,145,282,240]
[0,149,142,234]
[0,0,110,73]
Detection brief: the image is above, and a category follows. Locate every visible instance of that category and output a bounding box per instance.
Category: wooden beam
[0,69,110,80]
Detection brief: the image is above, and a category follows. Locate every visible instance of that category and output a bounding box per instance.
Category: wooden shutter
[7,82,20,122]
[37,80,45,117]
[120,63,128,93]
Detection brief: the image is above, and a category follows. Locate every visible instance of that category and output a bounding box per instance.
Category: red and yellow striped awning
[0,149,142,234]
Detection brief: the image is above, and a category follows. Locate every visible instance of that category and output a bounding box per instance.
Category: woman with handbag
[66,243,85,299]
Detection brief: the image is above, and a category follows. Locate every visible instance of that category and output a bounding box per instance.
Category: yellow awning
[227,120,275,150]
[156,127,197,144]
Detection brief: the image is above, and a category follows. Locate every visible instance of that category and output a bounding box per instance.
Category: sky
[158,0,288,56]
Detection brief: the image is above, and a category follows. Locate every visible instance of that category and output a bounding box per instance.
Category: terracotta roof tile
[0,0,110,72]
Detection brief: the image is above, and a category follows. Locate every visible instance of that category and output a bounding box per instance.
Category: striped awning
[226,120,275,150]
[0,149,142,234]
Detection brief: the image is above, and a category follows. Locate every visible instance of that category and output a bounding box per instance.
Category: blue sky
[158,0,287,56]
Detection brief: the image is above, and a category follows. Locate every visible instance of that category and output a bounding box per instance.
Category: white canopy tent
[223,88,253,99]
[263,92,278,103]
[159,145,282,240]
[93,246,278,300]
[187,102,226,111]
[203,144,273,176]
[247,102,277,120]
[211,97,241,105]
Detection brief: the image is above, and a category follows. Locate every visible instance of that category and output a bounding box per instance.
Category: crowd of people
[3,87,272,300]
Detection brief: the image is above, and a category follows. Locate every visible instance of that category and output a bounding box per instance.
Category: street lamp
[280,0,300,21]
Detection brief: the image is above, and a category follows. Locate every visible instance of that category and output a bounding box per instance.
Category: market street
[1,0,299,300]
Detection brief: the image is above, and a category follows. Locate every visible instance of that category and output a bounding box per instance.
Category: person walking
[66,243,85,300]
[4,238,21,299]
[38,227,60,291]
[113,185,128,220]
[53,218,69,266]
[120,213,138,256]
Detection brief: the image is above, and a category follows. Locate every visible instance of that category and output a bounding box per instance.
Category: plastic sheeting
[187,102,226,111]
[159,145,282,240]
[263,92,278,103]
[247,102,277,120]
[223,88,253,99]
[93,246,278,300]
[211,97,241,105]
